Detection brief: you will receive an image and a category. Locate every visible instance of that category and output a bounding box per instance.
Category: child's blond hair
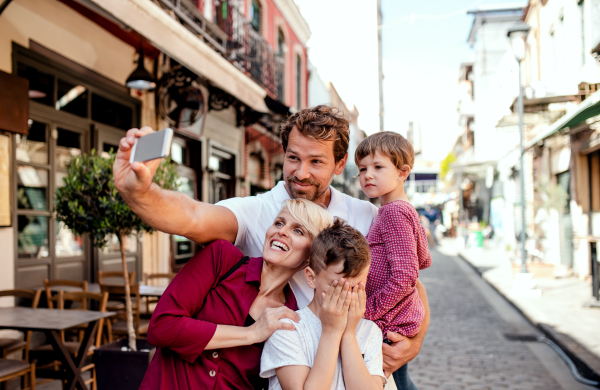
[354,131,415,171]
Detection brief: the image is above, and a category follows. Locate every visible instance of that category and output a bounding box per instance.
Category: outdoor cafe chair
[0,359,36,390]
[142,273,176,314]
[0,289,42,361]
[98,271,136,312]
[100,284,149,339]
[30,291,109,390]
[43,279,87,309]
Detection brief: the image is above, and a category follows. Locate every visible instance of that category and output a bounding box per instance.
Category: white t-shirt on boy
[259,307,386,390]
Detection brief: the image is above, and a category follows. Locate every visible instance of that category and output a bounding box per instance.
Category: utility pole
[377,0,384,132]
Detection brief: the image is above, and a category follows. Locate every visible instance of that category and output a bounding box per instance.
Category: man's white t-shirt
[216,182,378,308]
[259,307,385,390]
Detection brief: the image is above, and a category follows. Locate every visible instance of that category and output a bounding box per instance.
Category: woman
[140,199,333,390]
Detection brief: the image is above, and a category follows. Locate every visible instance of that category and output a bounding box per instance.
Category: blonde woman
[141,199,333,390]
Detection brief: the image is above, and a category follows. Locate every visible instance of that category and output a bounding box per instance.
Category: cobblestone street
[406,248,593,390]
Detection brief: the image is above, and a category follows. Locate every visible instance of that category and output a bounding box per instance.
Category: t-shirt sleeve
[216,196,263,248]
[260,319,309,378]
[362,322,386,382]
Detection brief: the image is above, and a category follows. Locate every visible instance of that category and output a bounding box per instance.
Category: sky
[294,0,513,162]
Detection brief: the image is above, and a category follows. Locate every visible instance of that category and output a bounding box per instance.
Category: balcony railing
[155,0,285,103]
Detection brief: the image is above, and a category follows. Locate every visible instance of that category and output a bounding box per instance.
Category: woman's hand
[344,282,366,339]
[320,279,352,336]
[247,306,300,344]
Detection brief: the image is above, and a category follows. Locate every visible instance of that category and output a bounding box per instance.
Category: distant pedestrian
[355,132,433,389]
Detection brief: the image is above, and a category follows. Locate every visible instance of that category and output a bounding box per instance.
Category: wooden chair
[142,273,176,314]
[100,284,149,339]
[43,280,87,309]
[0,289,42,361]
[30,291,108,390]
[0,360,36,390]
[98,271,135,286]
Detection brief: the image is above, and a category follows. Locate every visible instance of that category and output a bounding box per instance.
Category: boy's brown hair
[309,218,370,278]
[354,131,415,170]
[280,105,350,163]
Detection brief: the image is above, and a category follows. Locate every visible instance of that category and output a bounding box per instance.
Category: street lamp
[126,37,156,91]
[508,22,531,274]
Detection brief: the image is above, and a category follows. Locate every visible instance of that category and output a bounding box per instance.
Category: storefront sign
[0,134,11,226]
[0,71,28,135]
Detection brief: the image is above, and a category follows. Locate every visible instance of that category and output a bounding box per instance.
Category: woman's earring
[397,178,400,182]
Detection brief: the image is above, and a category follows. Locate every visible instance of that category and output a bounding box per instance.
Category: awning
[526,89,600,148]
[88,0,269,113]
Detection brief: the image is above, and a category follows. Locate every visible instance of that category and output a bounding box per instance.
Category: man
[113,105,429,380]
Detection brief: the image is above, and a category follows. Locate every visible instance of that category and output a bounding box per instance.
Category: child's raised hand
[344,282,366,338]
[320,278,352,336]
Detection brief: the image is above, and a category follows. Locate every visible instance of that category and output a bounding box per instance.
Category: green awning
[526,89,600,148]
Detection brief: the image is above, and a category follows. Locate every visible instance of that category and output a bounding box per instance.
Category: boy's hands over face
[320,279,352,336]
[344,283,366,338]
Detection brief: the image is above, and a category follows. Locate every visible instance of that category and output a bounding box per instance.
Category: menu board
[0,134,10,226]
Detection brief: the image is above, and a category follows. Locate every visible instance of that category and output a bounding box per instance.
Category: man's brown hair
[354,131,415,170]
[309,218,370,278]
[280,105,350,163]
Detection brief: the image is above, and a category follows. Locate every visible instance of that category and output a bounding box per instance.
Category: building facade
[0,0,310,291]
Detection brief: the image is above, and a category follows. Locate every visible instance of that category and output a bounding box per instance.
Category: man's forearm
[121,183,237,244]
[414,278,430,344]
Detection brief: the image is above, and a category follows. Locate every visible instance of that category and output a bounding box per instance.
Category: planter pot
[94,338,155,390]
[512,262,555,279]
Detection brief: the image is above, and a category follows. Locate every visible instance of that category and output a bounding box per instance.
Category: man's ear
[305,267,317,289]
[334,153,348,176]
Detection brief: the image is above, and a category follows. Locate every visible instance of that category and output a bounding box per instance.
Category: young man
[260,220,385,390]
[113,105,428,379]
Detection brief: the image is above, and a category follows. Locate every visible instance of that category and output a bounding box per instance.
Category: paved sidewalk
[441,238,600,379]
[405,246,596,390]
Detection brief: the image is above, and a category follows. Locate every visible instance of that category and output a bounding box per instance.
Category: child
[355,131,432,387]
[260,220,385,390]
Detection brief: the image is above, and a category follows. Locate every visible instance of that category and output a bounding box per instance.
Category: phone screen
[130,128,173,163]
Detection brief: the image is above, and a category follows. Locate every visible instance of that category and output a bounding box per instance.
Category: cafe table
[48,283,167,298]
[0,307,115,390]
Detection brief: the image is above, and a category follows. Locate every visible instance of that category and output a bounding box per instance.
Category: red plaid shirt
[365,200,432,338]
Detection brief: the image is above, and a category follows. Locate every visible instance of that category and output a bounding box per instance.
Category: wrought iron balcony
[155,0,285,103]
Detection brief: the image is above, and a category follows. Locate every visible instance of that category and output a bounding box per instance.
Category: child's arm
[276,280,352,390]
[365,206,420,322]
[341,284,384,390]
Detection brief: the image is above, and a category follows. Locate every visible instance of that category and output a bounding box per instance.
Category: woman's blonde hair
[280,199,334,238]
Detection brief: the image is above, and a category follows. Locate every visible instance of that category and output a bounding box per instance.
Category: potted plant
[54,149,178,389]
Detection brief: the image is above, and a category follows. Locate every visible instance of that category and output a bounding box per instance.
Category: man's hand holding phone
[114,127,165,198]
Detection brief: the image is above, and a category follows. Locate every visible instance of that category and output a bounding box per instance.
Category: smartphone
[129,128,174,163]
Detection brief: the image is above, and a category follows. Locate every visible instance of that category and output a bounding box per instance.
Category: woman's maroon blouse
[140,240,298,390]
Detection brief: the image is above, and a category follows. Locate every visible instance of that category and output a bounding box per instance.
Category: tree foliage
[54,150,178,248]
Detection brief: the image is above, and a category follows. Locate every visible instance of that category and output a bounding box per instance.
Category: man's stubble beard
[285,174,334,204]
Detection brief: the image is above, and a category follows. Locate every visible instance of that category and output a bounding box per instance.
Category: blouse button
[212,352,219,359]
[209,370,216,377]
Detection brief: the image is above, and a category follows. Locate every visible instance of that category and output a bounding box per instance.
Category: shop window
[16,120,48,164]
[91,94,133,130]
[250,0,261,32]
[55,221,84,258]
[17,215,49,259]
[17,62,54,107]
[209,147,235,204]
[56,79,88,118]
[56,128,82,169]
[17,166,48,211]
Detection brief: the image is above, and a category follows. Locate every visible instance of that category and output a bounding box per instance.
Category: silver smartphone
[129,128,174,163]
